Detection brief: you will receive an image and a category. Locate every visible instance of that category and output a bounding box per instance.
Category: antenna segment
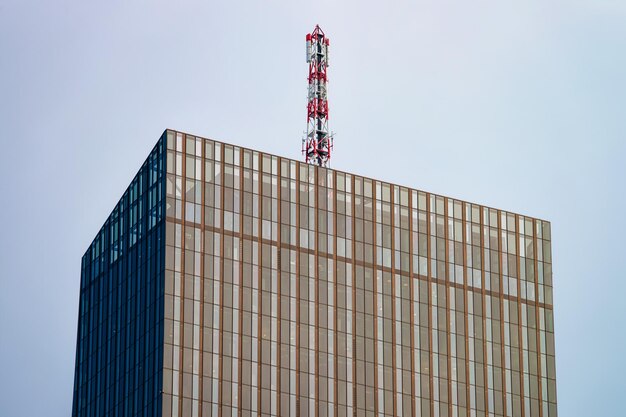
[302,25,333,167]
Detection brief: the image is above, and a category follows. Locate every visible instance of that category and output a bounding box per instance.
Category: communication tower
[302,25,333,167]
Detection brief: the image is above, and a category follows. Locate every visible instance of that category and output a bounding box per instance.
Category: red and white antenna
[302,25,333,167]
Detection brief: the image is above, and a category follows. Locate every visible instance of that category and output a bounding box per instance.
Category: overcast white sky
[1,1,625,416]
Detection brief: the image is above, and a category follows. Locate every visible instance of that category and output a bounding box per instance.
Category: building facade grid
[74,129,556,417]
[161,130,556,417]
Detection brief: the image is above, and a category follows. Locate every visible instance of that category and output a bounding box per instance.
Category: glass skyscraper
[73,129,557,417]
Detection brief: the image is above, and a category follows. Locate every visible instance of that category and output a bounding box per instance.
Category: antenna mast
[302,25,333,167]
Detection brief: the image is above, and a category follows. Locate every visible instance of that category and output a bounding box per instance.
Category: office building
[72,129,557,417]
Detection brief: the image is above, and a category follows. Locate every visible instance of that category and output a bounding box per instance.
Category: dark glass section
[72,133,167,417]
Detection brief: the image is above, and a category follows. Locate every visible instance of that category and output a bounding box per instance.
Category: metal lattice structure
[302,25,333,167]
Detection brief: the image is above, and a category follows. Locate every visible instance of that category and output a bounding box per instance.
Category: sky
[1,1,625,416]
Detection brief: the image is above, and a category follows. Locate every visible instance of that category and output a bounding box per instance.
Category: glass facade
[72,135,166,417]
[74,129,557,417]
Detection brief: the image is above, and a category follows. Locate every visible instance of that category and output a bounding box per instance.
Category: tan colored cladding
[162,129,555,417]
